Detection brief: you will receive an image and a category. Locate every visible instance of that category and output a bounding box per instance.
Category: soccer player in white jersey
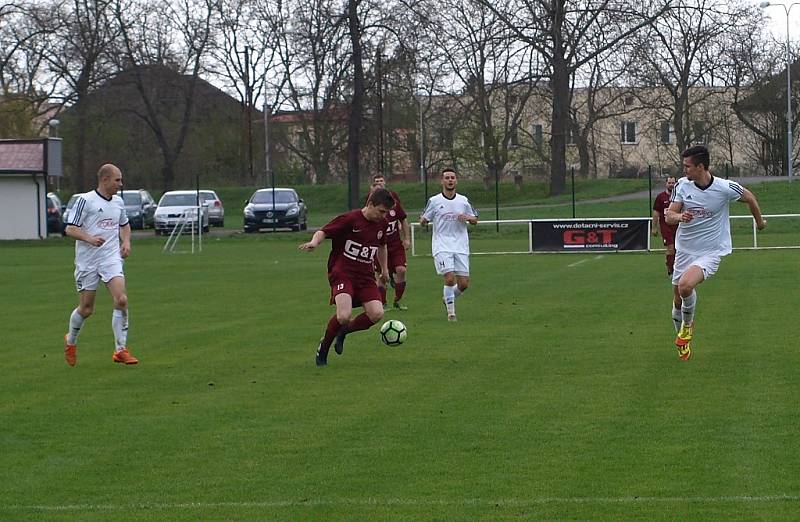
[420,168,478,321]
[63,164,139,366]
[665,146,765,360]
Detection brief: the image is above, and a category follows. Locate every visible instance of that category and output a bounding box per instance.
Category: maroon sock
[667,253,675,275]
[347,312,375,334]
[394,281,406,302]
[321,315,345,352]
[378,285,387,305]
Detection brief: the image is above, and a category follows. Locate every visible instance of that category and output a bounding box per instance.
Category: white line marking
[568,255,604,268]
[4,495,800,512]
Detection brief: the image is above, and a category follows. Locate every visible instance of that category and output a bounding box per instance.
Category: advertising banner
[532,219,649,252]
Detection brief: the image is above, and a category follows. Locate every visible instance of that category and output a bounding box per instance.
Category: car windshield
[200,192,217,201]
[252,191,297,204]
[47,198,56,209]
[160,194,200,206]
[121,192,142,204]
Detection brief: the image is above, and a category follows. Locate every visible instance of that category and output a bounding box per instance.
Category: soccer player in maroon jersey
[368,175,411,310]
[652,175,678,276]
[299,188,395,366]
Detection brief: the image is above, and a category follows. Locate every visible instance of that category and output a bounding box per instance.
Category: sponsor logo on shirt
[343,240,378,263]
[98,218,116,230]
[389,209,396,217]
[686,206,713,218]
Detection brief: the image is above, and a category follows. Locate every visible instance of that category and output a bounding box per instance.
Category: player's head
[364,187,394,221]
[372,174,386,189]
[681,146,709,179]
[441,168,457,191]
[665,175,676,193]
[97,163,123,195]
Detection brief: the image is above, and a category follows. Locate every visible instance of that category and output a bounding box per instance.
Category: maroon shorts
[386,241,407,272]
[329,272,381,307]
[660,225,677,246]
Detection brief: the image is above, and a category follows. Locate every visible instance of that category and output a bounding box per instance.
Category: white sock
[443,285,456,316]
[112,309,128,351]
[454,287,462,299]
[67,308,85,344]
[671,305,682,332]
[681,291,696,326]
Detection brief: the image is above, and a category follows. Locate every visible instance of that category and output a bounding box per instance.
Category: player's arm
[651,210,660,236]
[298,230,326,251]
[665,201,688,225]
[119,223,131,258]
[739,188,766,230]
[377,244,389,282]
[64,225,105,246]
[400,218,411,249]
[458,214,478,225]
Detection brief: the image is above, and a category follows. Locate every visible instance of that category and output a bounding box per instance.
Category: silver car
[198,189,224,227]
[154,190,210,235]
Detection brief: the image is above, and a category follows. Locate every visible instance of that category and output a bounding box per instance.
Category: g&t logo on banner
[532,219,649,252]
[563,229,618,249]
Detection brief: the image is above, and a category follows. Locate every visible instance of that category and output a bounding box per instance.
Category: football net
[409,214,800,256]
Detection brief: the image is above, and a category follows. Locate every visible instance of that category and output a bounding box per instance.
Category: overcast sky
[760,1,800,44]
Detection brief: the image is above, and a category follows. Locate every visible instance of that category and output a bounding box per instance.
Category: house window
[692,121,707,144]
[566,127,578,145]
[532,124,543,150]
[295,132,310,150]
[510,125,519,146]
[620,121,637,144]
[436,128,453,150]
[660,121,674,144]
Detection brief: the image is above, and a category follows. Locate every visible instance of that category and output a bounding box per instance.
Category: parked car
[46,193,63,234]
[47,192,64,215]
[243,188,308,233]
[198,189,224,227]
[154,190,210,235]
[60,194,81,234]
[119,189,157,229]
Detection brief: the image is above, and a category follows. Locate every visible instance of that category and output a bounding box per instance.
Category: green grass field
[2,228,800,520]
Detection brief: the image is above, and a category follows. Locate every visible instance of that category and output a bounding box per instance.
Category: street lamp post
[760,1,799,182]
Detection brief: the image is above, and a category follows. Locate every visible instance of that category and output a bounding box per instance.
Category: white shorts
[75,260,124,292]
[434,252,470,276]
[671,251,722,286]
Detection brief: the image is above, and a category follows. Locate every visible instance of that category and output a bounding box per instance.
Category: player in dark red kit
[368,175,411,311]
[652,175,678,276]
[299,188,395,366]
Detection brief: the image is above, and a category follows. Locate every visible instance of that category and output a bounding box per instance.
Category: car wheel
[244,227,256,234]
[202,226,209,233]
[155,229,162,236]
[300,220,307,231]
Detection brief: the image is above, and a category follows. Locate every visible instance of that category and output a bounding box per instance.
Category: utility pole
[376,48,384,177]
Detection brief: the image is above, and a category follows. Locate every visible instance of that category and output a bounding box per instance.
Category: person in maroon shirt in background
[299,188,394,366]
[652,175,678,276]
[367,175,411,311]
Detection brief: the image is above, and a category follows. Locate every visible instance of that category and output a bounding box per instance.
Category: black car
[243,188,308,232]
[119,189,157,229]
[46,194,63,234]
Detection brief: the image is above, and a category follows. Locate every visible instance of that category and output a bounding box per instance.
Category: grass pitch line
[568,255,604,268]
[6,495,800,512]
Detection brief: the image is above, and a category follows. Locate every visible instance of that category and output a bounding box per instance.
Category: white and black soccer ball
[380,319,407,346]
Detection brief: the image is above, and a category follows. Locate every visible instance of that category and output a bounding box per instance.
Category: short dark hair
[367,187,394,208]
[441,167,457,177]
[681,145,710,170]
[372,174,384,182]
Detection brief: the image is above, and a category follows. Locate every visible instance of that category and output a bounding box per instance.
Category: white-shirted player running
[420,168,478,322]
[63,164,139,366]
[665,145,765,360]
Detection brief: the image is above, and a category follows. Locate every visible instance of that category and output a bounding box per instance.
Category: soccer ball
[380,320,407,346]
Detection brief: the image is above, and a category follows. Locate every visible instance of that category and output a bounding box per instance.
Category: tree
[477,0,672,195]
[112,0,215,191]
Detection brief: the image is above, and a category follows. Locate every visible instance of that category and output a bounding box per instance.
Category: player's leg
[453,254,470,299]
[317,289,353,365]
[65,269,99,366]
[392,265,408,310]
[106,275,138,365]
[334,281,384,355]
[435,253,458,321]
[665,243,676,276]
[671,285,682,333]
